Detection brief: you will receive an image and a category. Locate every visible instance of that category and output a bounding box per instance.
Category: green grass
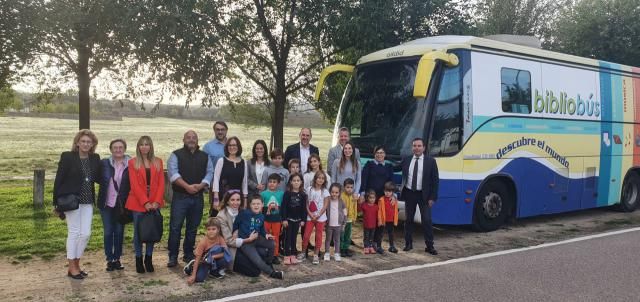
[0,180,220,260]
[0,116,333,179]
[0,115,334,259]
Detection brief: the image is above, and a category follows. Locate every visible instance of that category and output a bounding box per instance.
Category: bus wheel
[619,173,640,212]
[473,180,511,232]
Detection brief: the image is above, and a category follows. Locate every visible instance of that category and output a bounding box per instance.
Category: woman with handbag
[126,136,165,274]
[53,129,101,280]
[97,139,130,272]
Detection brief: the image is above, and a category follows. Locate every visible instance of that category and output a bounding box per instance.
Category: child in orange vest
[377,181,399,253]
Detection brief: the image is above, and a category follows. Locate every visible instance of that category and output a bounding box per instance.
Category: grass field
[0,115,333,260]
[0,116,334,179]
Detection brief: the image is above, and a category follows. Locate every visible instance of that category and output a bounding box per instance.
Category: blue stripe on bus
[609,63,624,204]
[598,62,614,206]
[473,116,600,135]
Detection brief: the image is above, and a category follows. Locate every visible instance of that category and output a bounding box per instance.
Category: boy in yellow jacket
[340,178,358,257]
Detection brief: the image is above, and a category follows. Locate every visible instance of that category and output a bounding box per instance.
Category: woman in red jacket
[126,135,165,273]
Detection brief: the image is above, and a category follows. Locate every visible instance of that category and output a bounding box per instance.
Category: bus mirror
[413,51,459,99]
[314,64,355,101]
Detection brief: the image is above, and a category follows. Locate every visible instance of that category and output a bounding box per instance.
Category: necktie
[411,157,420,190]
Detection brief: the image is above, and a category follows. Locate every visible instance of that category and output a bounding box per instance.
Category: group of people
[53,122,439,284]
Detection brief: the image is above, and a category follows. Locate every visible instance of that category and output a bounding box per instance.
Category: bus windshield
[338,57,432,158]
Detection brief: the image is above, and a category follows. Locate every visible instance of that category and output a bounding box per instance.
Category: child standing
[186,217,231,284]
[287,158,301,176]
[232,195,283,279]
[324,183,347,262]
[377,181,399,253]
[340,178,357,257]
[262,148,289,192]
[303,154,331,190]
[359,190,380,254]
[261,173,284,263]
[281,173,307,264]
[303,170,330,264]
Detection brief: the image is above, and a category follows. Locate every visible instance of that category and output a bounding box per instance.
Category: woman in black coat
[53,129,101,280]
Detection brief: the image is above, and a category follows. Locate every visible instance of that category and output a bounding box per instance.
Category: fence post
[33,168,45,208]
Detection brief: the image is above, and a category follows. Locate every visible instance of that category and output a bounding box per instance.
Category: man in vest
[167,130,214,267]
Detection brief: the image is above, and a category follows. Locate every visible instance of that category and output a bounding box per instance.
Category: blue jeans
[132,211,157,257]
[168,192,204,260]
[100,207,124,261]
[195,258,228,282]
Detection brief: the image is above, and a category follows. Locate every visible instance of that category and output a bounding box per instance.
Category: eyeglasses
[215,128,227,132]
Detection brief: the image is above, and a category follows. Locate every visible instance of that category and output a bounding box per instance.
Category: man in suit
[401,137,439,255]
[327,127,361,176]
[284,127,319,173]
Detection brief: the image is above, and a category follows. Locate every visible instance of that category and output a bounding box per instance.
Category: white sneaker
[312,255,320,265]
[323,253,330,261]
[296,253,306,261]
[334,253,342,262]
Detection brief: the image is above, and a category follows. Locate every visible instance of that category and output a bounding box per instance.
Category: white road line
[207,227,640,302]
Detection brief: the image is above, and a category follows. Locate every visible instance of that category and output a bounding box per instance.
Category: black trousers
[283,220,301,256]
[402,188,434,248]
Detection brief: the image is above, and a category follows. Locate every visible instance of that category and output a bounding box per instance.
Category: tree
[548,0,640,67]
[475,0,568,37]
[313,0,474,124]
[130,0,347,150]
[31,0,133,129]
[0,87,22,112]
[0,0,41,89]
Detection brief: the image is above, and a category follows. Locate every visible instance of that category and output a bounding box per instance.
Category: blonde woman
[53,129,101,280]
[126,136,165,273]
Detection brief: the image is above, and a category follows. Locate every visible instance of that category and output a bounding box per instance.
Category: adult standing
[212,136,248,215]
[247,140,270,196]
[126,136,166,273]
[97,139,130,272]
[360,145,395,254]
[401,138,439,255]
[203,121,228,214]
[330,141,361,197]
[284,128,319,173]
[327,127,361,176]
[53,129,101,280]
[167,130,213,267]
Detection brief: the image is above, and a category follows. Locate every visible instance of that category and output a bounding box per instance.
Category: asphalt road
[216,228,640,302]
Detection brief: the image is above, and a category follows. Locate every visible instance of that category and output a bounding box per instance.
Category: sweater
[281,191,307,222]
[359,202,380,229]
[233,209,266,239]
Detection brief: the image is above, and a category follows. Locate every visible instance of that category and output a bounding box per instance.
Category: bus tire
[619,173,640,212]
[472,180,512,232]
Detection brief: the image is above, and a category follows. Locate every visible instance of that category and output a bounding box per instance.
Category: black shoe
[67,271,84,280]
[182,256,194,264]
[136,256,145,274]
[403,243,413,252]
[80,270,88,277]
[167,257,178,268]
[425,247,438,255]
[272,257,281,265]
[144,255,154,273]
[389,246,398,253]
[350,240,356,246]
[113,260,124,270]
[210,269,225,279]
[269,271,284,279]
[106,261,115,272]
[376,247,384,254]
[308,243,315,250]
[341,249,354,257]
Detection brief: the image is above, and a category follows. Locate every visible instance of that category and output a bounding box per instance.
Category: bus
[314,35,640,231]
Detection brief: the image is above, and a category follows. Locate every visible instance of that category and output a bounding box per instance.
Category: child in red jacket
[359,190,380,254]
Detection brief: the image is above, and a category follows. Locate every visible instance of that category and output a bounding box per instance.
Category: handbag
[137,210,163,243]
[56,194,79,212]
[111,175,132,225]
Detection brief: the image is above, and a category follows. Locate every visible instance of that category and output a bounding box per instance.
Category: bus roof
[357,35,634,71]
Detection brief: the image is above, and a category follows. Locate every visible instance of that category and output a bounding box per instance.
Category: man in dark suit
[283,127,319,173]
[401,137,439,255]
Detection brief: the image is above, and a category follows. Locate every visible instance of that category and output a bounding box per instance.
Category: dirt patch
[2,208,639,302]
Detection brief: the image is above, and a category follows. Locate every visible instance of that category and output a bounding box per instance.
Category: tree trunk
[272,75,287,151]
[77,45,91,130]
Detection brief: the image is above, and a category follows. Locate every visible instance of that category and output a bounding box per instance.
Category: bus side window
[501,68,532,114]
